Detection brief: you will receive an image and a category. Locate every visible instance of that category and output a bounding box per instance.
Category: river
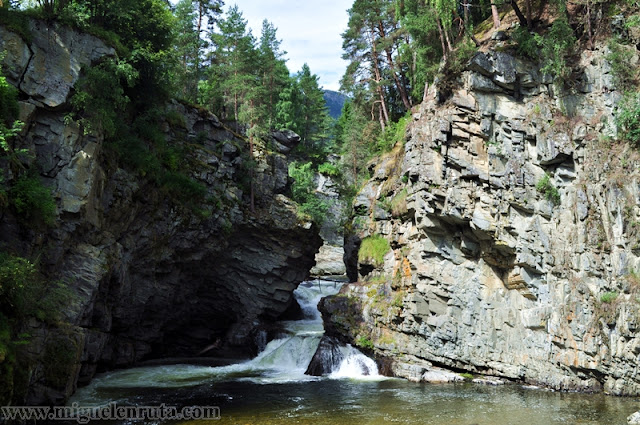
[69,280,639,424]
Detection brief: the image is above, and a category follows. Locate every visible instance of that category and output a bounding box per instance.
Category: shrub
[165,109,187,129]
[536,173,561,205]
[513,25,538,59]
[43,334,78,389]
[0,64,18,127]
[535,18,576,84]
[0,253,36,310]
[376,113,410,154]
[0,252,69,324]
[318,162,340,177]
[68,58,138,137]
[616,92,640,146]
[356,336,374,350]
[600,291,619,303]
[160,171,207,202]
[447,38,478,76]
[358,235,391,266]
[9,172,56,226]
[607,41,638,91]
[0,8,32,43]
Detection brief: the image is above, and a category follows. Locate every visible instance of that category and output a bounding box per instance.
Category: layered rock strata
[324,45,640,395]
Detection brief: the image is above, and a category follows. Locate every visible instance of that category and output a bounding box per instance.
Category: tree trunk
[249,135,255,212]
[444,24,453,52]
[378,21,412,110]
[586,0,593,50]
[435,14,448,61]
[369,28,390,126]
[526,0,533,28]
[511,0,528,27]
[491,2,501,28]
[464,0,470,31]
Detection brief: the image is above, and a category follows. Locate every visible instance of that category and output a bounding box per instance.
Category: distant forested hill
[323,90,347,119]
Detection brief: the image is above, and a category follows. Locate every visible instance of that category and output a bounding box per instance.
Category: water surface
[69,280,640,424]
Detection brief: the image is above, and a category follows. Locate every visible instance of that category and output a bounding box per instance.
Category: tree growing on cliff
[172,0,223,104]
[206,5,257,120]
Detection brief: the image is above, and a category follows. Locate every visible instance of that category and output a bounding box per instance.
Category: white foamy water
[70,279,380,405]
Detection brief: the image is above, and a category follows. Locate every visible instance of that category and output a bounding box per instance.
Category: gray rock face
[18,20,115,108]
[629,411,640,425]
[310,163,347,276]
[0,22,321,404]
[323,47,640,395]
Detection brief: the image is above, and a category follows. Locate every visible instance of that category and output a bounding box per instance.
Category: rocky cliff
[322,39,640,395]
[0,20,321,404]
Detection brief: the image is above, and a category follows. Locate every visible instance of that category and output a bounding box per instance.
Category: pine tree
[173,0,199,102]
[212,5,257,120]
[257,20,290,127]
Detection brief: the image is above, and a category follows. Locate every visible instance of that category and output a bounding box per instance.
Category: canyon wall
[0,21,321,403]
[323,41,640,395]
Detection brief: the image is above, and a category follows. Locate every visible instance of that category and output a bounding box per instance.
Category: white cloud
[226,0,352,91]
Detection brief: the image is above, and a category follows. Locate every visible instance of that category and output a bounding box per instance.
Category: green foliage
[165,109,187,129]
[358,235,391,266]
[460,373,474,380]
[446,38,478,76]
[513,25,538,59]
[43,334,77,388]
[356,335,374,350]
[514,18,576,84]
[0,61,26,165]
[318,162,340,177]
[0,253,36,309]
[536,173,561,205]
[288,161,328,224]
[160,171,207,202]
[0,62,18,127]
[535,18,576,83]
[600,291,619,303]
[0,7,32,43]
[0,252,69,323]
[376,114,410,153]
[390,189,408,217]
[276,64,332,160]
[606,41,638,91]
[9,172,56,226]
[616,92,640,146]
[68,58,138,137]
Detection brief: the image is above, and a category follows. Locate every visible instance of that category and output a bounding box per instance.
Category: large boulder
[19,20,115,108]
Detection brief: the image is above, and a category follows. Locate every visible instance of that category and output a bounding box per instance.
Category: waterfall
[329,345,379,378]
[235,279,379,381]
[71,279,380,404]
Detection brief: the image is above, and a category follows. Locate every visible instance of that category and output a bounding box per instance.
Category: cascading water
[67,279,639,424]
[71,280,379,406]
[223,279,379,381]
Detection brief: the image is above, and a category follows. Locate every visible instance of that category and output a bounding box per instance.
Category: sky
[230,1,352,91]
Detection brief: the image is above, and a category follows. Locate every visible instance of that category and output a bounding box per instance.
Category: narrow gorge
[1,0,640,423]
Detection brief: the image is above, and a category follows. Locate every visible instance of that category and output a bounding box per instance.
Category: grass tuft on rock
[358,235,390,266]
